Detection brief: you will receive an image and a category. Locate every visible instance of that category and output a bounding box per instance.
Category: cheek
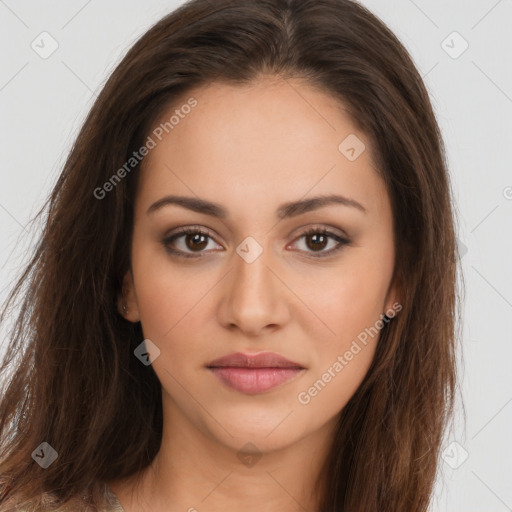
[296,340,377,423]
[292,255,391,344]
[131,235,214,340]
[134,270,212,387]
[290,253,390,409]
[294,268,385,416]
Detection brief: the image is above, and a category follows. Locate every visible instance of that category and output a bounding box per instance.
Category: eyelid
[288,223,350,241]
[286,226,350,258]
[162,224,351,259]
[162,225,222,258]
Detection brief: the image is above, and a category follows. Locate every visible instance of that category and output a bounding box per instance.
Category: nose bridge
[232,235,275,306]
[219,235,287,334]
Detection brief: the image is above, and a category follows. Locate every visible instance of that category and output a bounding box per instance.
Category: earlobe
[117,270,141,323]
[383,276,402,319]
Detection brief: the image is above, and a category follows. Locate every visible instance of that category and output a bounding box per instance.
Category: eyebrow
[146,193,367,219]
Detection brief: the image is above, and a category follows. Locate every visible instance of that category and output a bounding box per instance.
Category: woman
[0,0,463,510]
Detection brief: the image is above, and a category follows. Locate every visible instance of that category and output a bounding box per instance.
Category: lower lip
[208,367,305,394]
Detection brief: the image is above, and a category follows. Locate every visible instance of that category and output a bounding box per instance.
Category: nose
[217,240,291,337]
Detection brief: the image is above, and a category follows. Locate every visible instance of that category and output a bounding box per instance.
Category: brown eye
[162,227,221,258]
[184,232,209,251]
[305,232,329,251]
[162,226,350,260]
[292,228,350,258]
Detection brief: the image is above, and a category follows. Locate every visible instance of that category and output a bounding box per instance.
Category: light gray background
[0,1,511,511]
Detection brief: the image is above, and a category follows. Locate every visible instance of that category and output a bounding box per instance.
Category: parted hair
[0,0,463,510]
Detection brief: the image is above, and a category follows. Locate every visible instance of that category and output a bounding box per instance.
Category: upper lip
[207,352,305,369]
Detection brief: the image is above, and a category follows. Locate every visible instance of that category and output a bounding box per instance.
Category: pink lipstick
[206,352,306,394]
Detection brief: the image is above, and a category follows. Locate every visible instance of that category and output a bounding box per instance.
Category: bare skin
[108,75,400,512]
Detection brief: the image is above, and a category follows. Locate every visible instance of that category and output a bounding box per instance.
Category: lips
[206,352,306,394]
[206,351,305,369]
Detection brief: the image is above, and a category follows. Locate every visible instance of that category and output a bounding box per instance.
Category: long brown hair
[0,0,464,510]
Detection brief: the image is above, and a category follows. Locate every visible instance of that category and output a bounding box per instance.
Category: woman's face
[120,77,400,454]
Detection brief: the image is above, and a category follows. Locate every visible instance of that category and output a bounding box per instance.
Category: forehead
[136,77,388,219]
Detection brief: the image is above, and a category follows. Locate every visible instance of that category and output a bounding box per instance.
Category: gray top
[103,484,126,512]
[0,483,126,511]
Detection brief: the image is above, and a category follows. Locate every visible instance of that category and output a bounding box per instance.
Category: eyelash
[161,226,350,259]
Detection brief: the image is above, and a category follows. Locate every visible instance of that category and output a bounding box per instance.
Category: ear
[117,269,141,323]
[383,271,402,318]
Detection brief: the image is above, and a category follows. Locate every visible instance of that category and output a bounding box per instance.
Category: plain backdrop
[0,1,511,511]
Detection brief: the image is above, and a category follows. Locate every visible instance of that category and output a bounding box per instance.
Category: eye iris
[186,233,208,251]
[306,233,328,251]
